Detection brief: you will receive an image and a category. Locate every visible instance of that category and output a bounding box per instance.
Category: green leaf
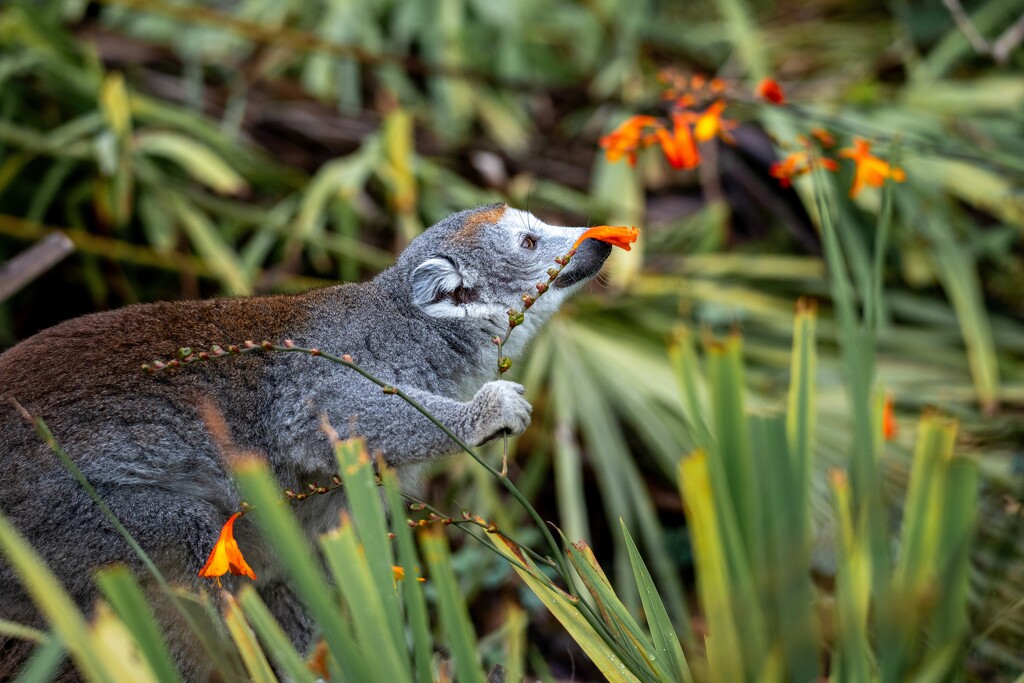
[320,521,412,683]
[135,131,247,195]
[330,438,406,654]
[100,72,132,137]
[13,636,66,683]
[233,458,372,682]
[420,528,487,683]
[620,521,692,683]
[380,467,434,683]
[0,511,114,683]
[487,533,643,683]
[160,192,250,294]
[222,593,277,683]
[95,566,180,683]
[237,587,315,683]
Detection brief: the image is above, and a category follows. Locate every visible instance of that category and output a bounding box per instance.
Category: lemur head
[400,203,612,347]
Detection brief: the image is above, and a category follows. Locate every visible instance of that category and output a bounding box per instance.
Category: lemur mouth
[554,239,613,288]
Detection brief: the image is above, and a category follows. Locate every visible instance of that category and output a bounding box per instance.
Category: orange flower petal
[670,114,701,169]
[756,78,785,104]
[882,396,898,440]
[810,127,835,147]
[199,512,257,582]
[571,225,639,253]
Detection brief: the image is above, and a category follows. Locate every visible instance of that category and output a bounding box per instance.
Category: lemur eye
[520,234,538,250]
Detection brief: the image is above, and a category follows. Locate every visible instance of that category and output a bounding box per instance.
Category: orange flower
[198,512,256,585]
[571,225,640,252]
[769,151,838,187]
[694,101,736,143]
[599,115,660,166]
[810,127,835,147]
[392,565,426,582]
[756,78,785,104]
[656,113,701,169]
[839,138,906,198]
[882,396,898,440]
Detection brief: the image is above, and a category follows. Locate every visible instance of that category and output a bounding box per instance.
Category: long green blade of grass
[95,566,180,683]
[419,527,487,683]
[223,593,277,683]
[0,512,113,683]
[237,587,315,683]
[233,458,372,682]
[380,467,434,683]
[620,521,693,683]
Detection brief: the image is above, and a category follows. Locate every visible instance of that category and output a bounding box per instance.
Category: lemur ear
[411,257,467,309]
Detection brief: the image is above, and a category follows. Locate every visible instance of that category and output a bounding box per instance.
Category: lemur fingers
[468,380,532,446]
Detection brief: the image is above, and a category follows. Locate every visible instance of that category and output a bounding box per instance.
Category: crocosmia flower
[198,512,256,585]
[656,113,701,169]
[769,151,838,187]
[882,396,898,440]
[756,78,785,104]
[693,101,736,143]
[572,225,640,252]
[599,115,661,166]
[840,138,906,198]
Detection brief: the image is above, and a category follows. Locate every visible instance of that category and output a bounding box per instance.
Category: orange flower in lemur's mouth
[571,225,640,252]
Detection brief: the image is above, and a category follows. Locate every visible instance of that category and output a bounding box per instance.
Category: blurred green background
[1,0,1023,680]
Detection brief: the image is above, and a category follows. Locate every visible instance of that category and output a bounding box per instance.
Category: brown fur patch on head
[454,204,507,242]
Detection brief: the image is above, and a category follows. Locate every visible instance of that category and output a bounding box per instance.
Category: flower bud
[547,267,560,279]
[199,351,210,361]
[332,475,341,485]
[243,341,255,349]
[261,341,273,351]
[283,339,295,348]
[227,345,240,354]
[178,347,192,359]
[307,482,317,492]
[284,488,296,499]
[342,354,353,363]
[167,359,180,368]
[535,282,548,294]
[141,364,152,374]
[382,386,398,394]
[521,294,535,309]
[309,348,321,356]
[498,356,512,373]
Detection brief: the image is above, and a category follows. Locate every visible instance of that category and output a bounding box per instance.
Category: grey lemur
[0,204,612,680]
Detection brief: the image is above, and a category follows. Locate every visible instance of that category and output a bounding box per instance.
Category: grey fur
[0,204,610,680]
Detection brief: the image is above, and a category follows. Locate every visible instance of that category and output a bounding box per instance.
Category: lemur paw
[468,380,532,446]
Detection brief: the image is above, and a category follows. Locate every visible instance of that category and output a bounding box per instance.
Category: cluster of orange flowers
[599,75,906,198]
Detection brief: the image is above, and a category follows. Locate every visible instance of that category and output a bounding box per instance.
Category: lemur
[0,204,612,680]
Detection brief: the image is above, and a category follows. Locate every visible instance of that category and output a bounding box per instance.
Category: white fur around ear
[411,257,463,308]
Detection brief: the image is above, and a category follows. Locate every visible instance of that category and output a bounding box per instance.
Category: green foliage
[2,0,1024,679]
